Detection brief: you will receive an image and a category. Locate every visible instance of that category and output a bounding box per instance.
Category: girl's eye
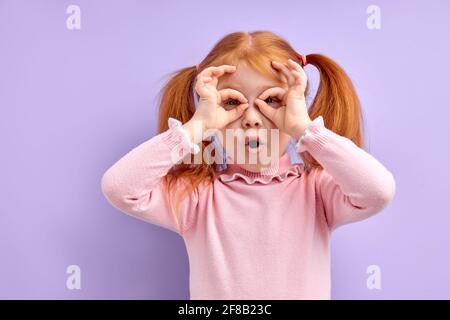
[224,97,279,107]
[225,99,241,106]
[265,96,279,104]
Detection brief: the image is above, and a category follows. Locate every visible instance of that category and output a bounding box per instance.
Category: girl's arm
[296,116,396,232]
[101,118,201,235]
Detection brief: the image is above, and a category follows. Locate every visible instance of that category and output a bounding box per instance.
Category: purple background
[1,0,449,299]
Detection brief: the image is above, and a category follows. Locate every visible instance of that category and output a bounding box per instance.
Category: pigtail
[298,53,365,170]
[156,66,198,132]
[156,64,217,225]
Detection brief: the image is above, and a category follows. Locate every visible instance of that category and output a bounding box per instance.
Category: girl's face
[216,61,292,172]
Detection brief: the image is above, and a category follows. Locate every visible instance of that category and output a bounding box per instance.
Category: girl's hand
[191,65,249,131]
[254,59,312,140]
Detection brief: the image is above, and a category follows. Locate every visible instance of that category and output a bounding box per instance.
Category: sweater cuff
[295,116,330,153]
[161,117,201,155]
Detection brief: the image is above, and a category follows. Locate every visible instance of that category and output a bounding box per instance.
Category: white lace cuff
[168,117,201,155]
[295,116,325,153]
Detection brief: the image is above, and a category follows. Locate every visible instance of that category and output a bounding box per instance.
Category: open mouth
[244,136,264,153]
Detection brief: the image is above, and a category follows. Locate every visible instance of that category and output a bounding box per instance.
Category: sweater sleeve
[100,118,201,235]
[296,116,396,232]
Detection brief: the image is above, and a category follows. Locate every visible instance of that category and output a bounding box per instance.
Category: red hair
[155,31,364,223]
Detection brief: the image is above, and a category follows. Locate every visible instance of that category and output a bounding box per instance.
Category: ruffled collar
[218,152,306,185]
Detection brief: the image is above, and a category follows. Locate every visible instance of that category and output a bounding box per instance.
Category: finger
[287,59,307,86]
[270,64,289,84]
[199,65,236,79]
[226,102,249,122]
[218,88,248,104]
[287,58,305,73]
[197,65,237,92]
[194,75,216,98]
[255,98,277,120]
[272,61,295,86]
[194,65,239,104]
[291,70,307,94]
[258,87,287,101]
[219,64,238,74]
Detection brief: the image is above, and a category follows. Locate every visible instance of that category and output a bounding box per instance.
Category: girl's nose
[242,103,263,128]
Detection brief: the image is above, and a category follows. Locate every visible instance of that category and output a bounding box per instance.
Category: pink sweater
[101,116,396,300]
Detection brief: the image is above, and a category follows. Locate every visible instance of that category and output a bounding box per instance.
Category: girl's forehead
[225,61,270,80]
[218,70,286,91]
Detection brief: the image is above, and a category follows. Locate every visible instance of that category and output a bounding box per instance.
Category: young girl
[101,31,396,300]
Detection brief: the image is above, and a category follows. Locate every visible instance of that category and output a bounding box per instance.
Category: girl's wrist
[182,119,205,145]
[292,119,313,140]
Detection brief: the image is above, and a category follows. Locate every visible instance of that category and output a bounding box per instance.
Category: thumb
[255,99,276,120]
[226,103,249,122]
